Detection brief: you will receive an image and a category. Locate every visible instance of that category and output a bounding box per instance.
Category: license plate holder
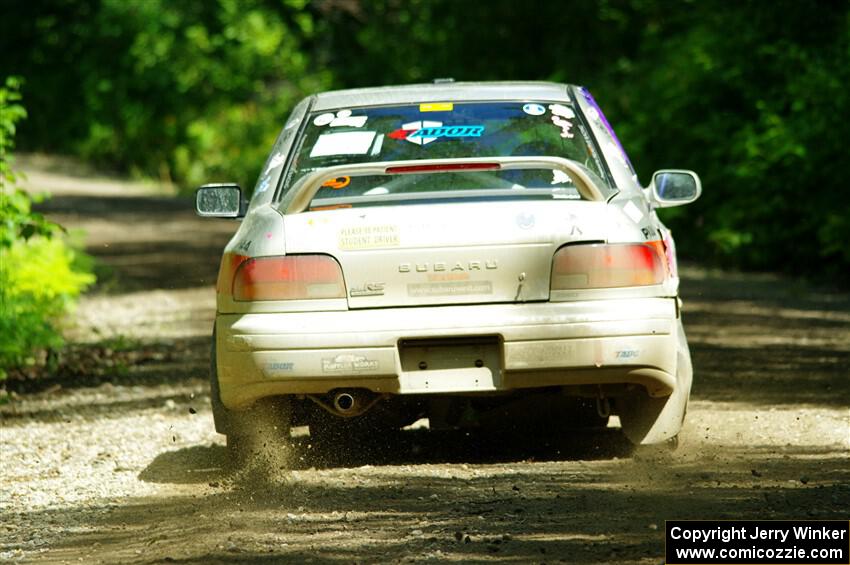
[398,337,502,393]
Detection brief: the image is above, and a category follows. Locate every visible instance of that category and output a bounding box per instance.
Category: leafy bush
[0,0,330,190]
[0,77,95,379]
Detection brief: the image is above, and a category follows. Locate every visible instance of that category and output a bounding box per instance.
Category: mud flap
[618,320,692,445]
[210,329,236,435]
[617,387,687,444]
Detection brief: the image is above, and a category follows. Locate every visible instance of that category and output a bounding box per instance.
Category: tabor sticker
[314,113,335,126]
[389,121,484,145]
[411,125,484,139]
[310,131,377,157]
[522,103,546,116]
[420,102,454,112]
[389,120,441,145]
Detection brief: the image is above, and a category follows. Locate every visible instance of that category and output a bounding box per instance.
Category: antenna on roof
[432,78,455,84]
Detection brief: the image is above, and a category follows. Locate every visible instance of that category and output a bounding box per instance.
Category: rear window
[281,101,607,208]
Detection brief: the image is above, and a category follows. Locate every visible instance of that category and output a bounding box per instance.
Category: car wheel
[211,329,292,467]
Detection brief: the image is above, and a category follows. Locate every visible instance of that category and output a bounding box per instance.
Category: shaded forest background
[1,0,849,279]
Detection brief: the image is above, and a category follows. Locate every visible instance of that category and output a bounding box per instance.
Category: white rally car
[195,81,701,458]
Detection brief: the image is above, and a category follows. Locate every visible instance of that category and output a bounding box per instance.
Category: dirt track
[1,156,848,564]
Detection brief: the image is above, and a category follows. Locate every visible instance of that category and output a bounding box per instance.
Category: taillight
[232,255,346,301]
[551,241,666,290]
[217,253,249,294]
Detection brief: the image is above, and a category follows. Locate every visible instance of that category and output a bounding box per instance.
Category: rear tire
[209,330,235,436]
[210,329,292,468]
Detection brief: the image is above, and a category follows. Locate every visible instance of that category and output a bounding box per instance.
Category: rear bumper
[216,298,681,410]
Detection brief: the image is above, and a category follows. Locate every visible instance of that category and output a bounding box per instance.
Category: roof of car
[312,81,575,111]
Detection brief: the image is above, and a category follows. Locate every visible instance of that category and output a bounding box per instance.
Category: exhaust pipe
[333,392,357,413]
[307,389,384,418]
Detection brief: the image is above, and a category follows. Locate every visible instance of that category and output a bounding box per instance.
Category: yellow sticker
[420,102,454,112]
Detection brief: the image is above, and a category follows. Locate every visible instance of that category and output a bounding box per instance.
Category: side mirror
[648,170,701,208]
[195,184,244,218]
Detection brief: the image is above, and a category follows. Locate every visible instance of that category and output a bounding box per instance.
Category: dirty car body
[195,81,701,449]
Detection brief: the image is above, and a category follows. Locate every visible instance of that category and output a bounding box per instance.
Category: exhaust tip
[334,392,356,412]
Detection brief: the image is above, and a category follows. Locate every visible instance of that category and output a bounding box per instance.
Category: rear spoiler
[283,156,613,214]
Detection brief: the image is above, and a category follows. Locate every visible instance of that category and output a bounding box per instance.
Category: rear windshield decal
[388,120,441,145]
[549,104,575,118]
[370,133,385,155]
[322,176,351,190]
[580,88,636,175]
[522,103,545,116]
[411,124,484,139]
[310,131,376,157]
[420,102,453,112]
[389,121,485,145]
[313,109,368,128]
[549,104,576,139]
[551,115,574,138]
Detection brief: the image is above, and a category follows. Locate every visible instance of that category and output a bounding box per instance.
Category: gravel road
[1,156,848,564]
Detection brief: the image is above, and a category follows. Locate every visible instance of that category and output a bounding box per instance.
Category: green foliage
[0,77,95,379]
[0,238,95,377]
[600,1,850,276]
[0,0,330,189]
[1,0,848,279]
[1,78,56,245]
